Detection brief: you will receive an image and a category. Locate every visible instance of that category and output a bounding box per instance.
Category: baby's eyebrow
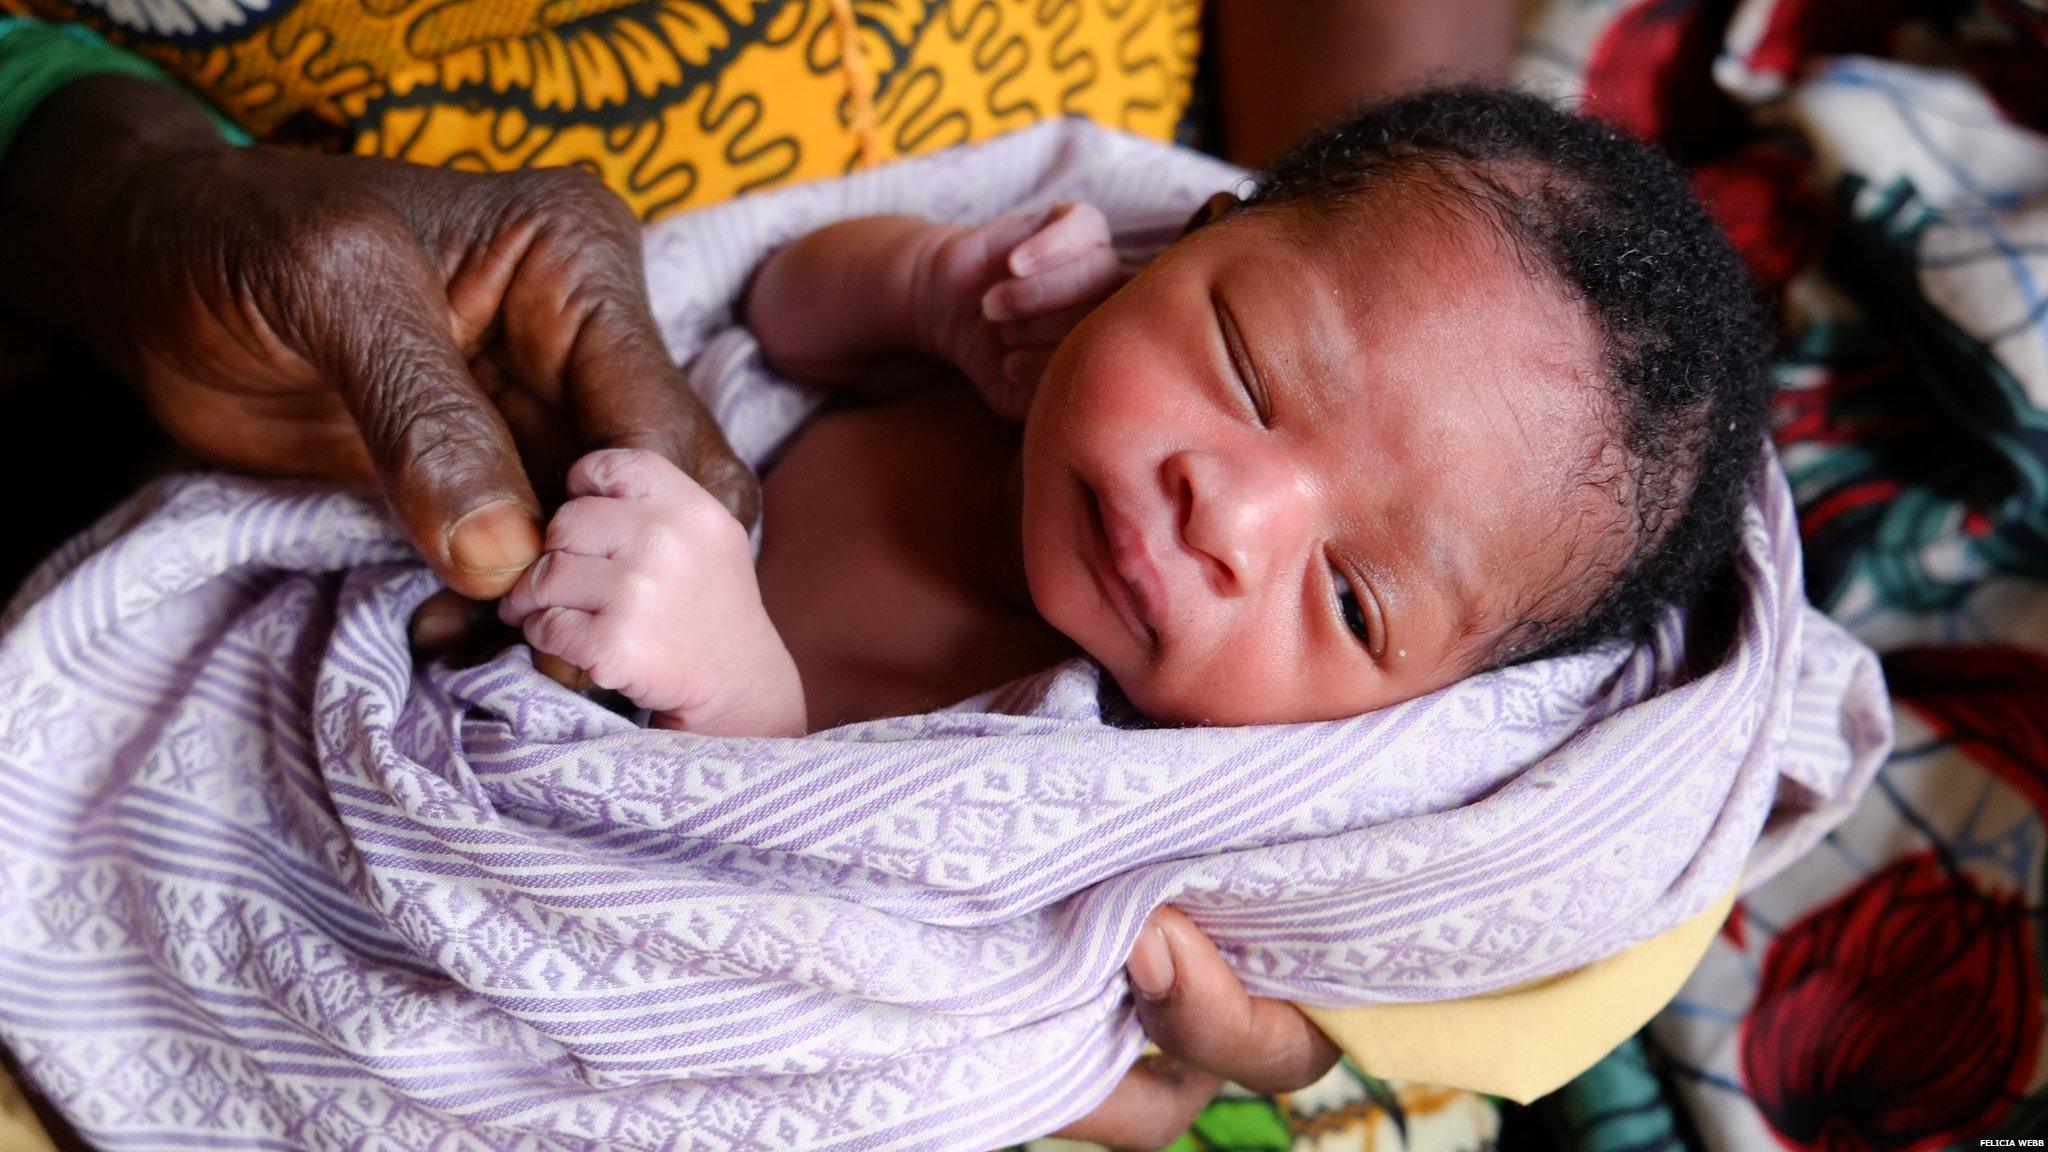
[1382,498,1472,608]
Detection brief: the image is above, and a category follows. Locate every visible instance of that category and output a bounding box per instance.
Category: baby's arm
[745,205,1123,420]
[499,449,806,738]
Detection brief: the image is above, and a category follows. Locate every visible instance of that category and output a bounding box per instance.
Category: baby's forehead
[1218,197,1632,660]
[1234,193,1611,444]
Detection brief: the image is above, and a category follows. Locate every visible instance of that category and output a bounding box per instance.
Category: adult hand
[0,75,756,610]
[1052,907,1343,1151]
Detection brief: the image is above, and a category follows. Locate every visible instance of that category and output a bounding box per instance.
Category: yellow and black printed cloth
[0,0,1198,220]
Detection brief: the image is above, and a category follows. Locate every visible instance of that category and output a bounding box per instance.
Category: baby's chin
[1076,640,1298,727]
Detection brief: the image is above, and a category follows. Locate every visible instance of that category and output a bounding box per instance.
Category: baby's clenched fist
[499,449,806,737]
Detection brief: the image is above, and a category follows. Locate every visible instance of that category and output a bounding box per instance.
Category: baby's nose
[1165,449,1311,595]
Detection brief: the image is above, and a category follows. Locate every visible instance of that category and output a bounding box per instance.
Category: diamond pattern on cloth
[0,121,1890,1151]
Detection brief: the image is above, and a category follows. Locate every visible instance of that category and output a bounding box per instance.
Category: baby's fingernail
[982,287,1011,322]
[449,500,541,575]
[1009,249,1039,277]
[1127,924,1176,1000]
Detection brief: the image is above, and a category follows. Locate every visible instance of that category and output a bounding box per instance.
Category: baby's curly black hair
[1242,87,1773,665]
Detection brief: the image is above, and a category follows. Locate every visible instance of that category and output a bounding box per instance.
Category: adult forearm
[1208,0,1520,169]
[0,75,226,340]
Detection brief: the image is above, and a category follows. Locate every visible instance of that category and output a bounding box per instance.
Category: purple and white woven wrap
[0,123,1889,1151]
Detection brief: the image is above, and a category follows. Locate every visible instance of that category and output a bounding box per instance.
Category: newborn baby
[497,89,1772,735]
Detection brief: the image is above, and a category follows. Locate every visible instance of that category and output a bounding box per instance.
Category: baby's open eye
[1332,562,1385,658]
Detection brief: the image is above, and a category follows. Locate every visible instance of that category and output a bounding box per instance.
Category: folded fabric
[0,121,1890,1151]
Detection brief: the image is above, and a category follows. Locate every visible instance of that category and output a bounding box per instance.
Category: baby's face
[1018,195,1614,725]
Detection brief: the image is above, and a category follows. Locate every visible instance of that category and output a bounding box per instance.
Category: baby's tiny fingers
[958,211,1052,273]
[1008,202,1110,277]
[567,446,703,503]
[544,495,641,559]
[498,551,623,627]
[983,246,1123,322]
[520,606,605,672]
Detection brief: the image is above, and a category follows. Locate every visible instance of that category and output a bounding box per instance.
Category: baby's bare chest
[754,388,1074,729]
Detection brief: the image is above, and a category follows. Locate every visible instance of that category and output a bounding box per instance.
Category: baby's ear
[1181,191,1242,236]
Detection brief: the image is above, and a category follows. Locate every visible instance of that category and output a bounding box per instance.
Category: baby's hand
[921,202,1124,421]
[498,449,805,737]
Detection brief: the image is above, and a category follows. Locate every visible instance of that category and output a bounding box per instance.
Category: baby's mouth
[1082,482,1163,645]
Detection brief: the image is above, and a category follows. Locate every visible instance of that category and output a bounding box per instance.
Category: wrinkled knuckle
[286,195,412,275]
[517,164,604,203]
[376,397,502,481]
[529,166,638,235]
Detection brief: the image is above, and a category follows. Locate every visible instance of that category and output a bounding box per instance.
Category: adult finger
[563,304,759,524]
[531,651,594,692]
[1046,1052,1221,1151]
[484,172,761,526]
[1128,907,1343,1095]
[309,207,543,600]
[410,591,493,653]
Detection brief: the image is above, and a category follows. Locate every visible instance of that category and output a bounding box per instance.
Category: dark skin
[1209,0,1522,168]
[0,76,757,608]
[0,3,1514,1142]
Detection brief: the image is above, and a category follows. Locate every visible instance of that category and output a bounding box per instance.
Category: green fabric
[0,16,251,159]
[1548,1038,1692,1152]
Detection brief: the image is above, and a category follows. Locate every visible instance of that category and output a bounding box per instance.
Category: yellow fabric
[0,0,1199,221]
[1301,888,1737,1104]
[0,1066,54,1152]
